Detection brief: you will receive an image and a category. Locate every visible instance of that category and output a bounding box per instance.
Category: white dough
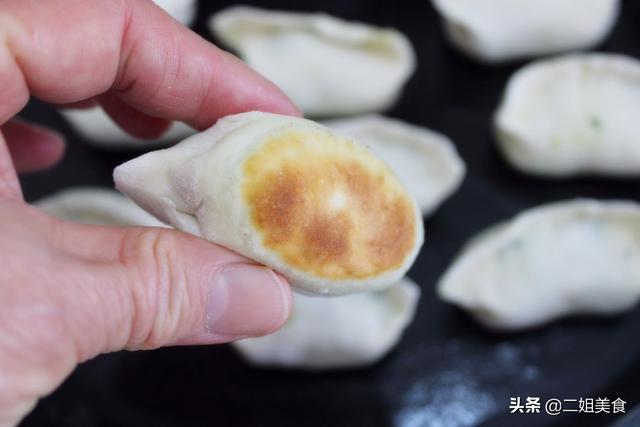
[324,115,465,215]
[114,111,424,295]
[495,54,640,177]
[438,199,640,330]
[233,277,420,370]
[60,108,196,149]
[153,0,198,27]
[209,6,416,117]
[35,187,165,227]
[431,0,620,63]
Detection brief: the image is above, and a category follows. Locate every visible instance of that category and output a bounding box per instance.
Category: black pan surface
[18,1,640,426]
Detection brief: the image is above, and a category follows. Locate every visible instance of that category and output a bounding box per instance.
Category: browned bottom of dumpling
[243,128,418,280]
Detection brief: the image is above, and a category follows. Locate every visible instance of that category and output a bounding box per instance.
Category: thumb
[49,220,293,360]
[0,203,292,426]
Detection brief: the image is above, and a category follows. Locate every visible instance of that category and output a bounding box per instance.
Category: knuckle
[116,21,182,104]
[119,228,191,350]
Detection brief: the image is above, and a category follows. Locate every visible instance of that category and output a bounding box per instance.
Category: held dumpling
[233,277,420,370]
[114,112,424,295]
[35,187,165,227]
[323,115,465,216]
[431,0,620,63]
[60,107,196,149]
[495,54,640,177]
[437,199,640,331]
[209,6,416,117]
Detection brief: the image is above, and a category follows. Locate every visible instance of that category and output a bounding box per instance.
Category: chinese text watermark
[509,397,626,416]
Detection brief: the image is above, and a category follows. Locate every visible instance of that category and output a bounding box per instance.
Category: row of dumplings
[43,1,640,370]
[63,2,640,179]
[154,0,622,63]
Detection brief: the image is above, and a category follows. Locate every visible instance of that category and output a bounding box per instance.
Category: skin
[0,0,301,425]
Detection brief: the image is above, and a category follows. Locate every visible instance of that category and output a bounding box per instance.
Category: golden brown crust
[243,128,417,280]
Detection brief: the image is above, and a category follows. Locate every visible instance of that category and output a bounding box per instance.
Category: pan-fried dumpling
[233,277,420,370]
[60,107,196,149]
[495,54,640,177]
[153,0,197,26]
[209,6,416,117]
[438,199,640,331]
[35,187,165,227]
[114,111,424,295]
[431,0,620,63]
[323,115,465,216]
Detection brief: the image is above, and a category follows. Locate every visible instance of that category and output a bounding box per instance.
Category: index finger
[0,0,300,129]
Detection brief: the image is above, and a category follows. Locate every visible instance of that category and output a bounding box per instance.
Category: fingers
[0,0,300,130]
[99,92,171,139]
[0,202,291,425]
[0,132,21,200]
[56,98,100,109]
[2,119,65,174]
[113,26,302,129]
[48,220,292,361]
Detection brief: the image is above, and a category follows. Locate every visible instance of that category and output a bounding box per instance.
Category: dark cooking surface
[18,1,640,426]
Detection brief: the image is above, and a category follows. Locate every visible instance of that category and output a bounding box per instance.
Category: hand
[0,1,299,425]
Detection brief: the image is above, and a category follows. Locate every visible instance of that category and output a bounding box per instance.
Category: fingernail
[206,264,290,338]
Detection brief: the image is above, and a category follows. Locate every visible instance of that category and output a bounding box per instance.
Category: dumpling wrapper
[495,54,640,177]
[60,108,196,149]
[114,111,424,295]
[431,0,620,63]
[438,199,640,331]
[233,277,420,370]
[209,6,416,117]
[35,187,166,228]
[323,115,465,216]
